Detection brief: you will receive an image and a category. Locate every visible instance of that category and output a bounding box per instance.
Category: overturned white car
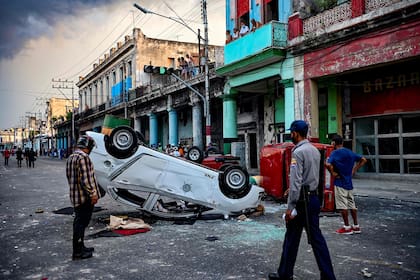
[86,126,264,219]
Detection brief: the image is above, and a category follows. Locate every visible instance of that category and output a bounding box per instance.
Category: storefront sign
[363,72,420,93]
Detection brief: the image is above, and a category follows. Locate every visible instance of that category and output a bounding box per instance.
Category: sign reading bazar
[363,72,420,93]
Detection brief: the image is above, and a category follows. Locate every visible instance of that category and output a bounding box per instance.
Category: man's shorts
[334,186,357,210]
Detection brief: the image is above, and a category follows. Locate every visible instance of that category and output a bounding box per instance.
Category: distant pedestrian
[66,135,102,260]
[186,54,195,78]
[16,148,23,168]
[24,148,30,167]
[28,149,36,168]
[269,120,336,280]
[325,135,367,235]
[3,148,10,166]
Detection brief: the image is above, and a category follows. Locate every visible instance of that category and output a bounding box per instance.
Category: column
[134,115,141,133]
[280,78,295,131]
[192,103,203,149]
[222,89,238,154]
[168,109,178,146]
[149,113,158,147]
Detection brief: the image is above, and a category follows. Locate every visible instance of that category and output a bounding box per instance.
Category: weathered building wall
[304,21,420,79]
[135,29,222,87]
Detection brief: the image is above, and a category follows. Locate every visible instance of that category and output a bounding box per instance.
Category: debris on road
[361,268,372,278]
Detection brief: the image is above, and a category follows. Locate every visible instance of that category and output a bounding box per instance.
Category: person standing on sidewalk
[28,149,36,168]
[3,148,10,166]
[269,120,336,280]
[326,135,367,235]
[16,147,23,168]
[66,135,102,260]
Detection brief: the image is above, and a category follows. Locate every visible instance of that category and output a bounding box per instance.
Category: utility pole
[52,79,75,148]
[202,0,211,147]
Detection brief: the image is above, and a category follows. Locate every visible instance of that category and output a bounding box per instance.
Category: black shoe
[268,273,294,280]
[83,246,94,253]
[72,250,93,260]
[268,273,280,280]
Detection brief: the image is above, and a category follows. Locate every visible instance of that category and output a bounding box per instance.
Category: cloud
[0,0,114,60]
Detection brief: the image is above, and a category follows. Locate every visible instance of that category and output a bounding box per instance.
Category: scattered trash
[109,215,152,230]
[237,214,248,221]
[249,204,265,217]
[89,215,152,238]
[205,236,219,242]
[361,268,372,278]
[397,262,403,265]
[35,208,44,214]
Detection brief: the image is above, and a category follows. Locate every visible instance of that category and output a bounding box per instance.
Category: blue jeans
[277,195,336,280]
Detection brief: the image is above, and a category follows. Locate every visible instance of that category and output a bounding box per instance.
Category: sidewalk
[353,177,420,203]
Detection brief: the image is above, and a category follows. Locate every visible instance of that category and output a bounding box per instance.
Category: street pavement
[0,157,419,280]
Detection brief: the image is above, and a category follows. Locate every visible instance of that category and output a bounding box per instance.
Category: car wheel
[105,126,138,159]
[219,164,233,172]
[186,146,204,163]
[219,165,251,199]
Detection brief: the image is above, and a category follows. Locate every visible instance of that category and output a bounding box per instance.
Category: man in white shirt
[239,20,249,37]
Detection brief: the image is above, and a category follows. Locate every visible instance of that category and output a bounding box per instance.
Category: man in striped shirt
[66,135,101,260]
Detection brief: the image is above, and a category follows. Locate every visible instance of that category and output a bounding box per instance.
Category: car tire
[186,146,204,163]
[104,126,138,159]
[219,165,251,199]
[219,164,233,172]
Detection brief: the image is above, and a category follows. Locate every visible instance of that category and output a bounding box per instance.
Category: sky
[0,0,225,130]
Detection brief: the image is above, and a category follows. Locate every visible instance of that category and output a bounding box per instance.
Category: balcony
[217,21,287,76]
[288,0,415,44]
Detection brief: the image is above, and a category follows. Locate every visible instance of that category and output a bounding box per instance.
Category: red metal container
[260,142,335,212]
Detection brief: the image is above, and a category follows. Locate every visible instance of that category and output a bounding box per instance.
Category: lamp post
[133,1,211,148]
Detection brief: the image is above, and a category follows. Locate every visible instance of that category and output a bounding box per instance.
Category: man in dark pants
[269,120,336,280]
[66,135,101,260]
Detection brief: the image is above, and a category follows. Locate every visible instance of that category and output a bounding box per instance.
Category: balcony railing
[288,0,407,40]
[223,21,287,65]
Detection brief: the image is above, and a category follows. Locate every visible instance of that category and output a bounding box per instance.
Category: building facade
[288,0,420,175]
[57,28,224,153]
[217,0,293,173]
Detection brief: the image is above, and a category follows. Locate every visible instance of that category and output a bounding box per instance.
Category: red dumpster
[260,142,335,212]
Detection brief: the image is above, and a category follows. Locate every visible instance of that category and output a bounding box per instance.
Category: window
[403,115,420,133]
[262,0,278,23]
[378,118,398,134]
[354,114,420,174]
[378,138,399,155]
[106,76,110,101]
[127,61,132,76]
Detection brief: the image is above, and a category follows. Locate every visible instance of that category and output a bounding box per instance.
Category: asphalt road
[0,157,419,280]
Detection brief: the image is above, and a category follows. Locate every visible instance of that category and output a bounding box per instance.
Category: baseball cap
[76,135,95,152]
[287,120,308,134]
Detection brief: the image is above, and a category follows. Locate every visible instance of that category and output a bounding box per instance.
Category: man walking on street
[3,148,10,166]
[325,135,367,235]
[269,120,336,280]
[66,135,102,260]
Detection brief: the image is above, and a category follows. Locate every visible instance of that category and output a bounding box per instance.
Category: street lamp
[133,2,211,148]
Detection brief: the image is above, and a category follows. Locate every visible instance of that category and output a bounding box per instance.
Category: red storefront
[301,20,420,174]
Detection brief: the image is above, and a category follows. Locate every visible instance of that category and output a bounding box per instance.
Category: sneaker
[352,225,361,234]
[336,227,353,235]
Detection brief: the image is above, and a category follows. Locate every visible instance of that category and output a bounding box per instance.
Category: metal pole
[203,0,211,147]
[71,86,75,146]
